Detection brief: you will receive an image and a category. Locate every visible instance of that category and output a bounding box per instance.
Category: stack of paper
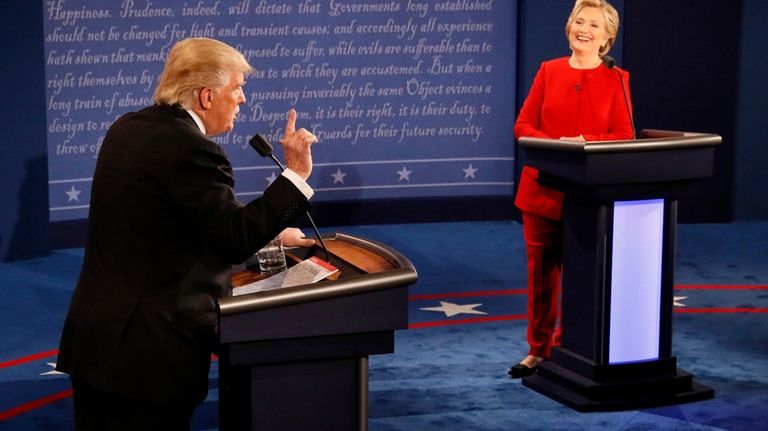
[233,256,339,296]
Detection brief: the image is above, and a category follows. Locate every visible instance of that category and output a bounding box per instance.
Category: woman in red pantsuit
[509,0,634,378]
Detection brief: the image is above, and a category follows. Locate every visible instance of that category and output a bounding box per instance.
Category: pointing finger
[285,108,297,136]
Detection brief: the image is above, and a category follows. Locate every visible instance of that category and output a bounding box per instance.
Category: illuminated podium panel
[217,233,417,430]
[518,130,721,411]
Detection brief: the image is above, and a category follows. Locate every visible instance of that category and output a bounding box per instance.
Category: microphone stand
[602,55,636,140]
[249,134,330,263]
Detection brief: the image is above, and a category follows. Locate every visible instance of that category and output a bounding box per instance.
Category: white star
[396,165,412,181]
[420,301,488,317]
[265,171,278,185]
[673,296,688,307]
[462,164,478,179]
[41,362,64,376]
[331,168,347,184]
[65,185,81,202]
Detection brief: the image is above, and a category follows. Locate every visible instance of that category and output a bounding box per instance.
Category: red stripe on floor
[409,285,768,302]
[675,285,768,290]
[409,314,526,329]
[0,350,58,369]
[0,388,72,421]
[675,307,768,313]
[409,289,527,301]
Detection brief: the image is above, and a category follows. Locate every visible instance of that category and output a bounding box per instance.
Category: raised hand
[279,109,317,181]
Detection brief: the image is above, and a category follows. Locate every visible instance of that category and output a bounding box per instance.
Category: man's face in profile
[205,71,246,137]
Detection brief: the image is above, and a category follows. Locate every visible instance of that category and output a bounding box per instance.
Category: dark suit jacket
[57,104,310,405]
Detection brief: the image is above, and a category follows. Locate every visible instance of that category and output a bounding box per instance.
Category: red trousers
[522,212,563,358]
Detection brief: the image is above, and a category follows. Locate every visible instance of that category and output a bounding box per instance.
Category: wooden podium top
[219,233,417,316]
[231,235,395,288]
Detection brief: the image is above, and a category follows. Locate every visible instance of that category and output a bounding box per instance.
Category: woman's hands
[559,135,585,142]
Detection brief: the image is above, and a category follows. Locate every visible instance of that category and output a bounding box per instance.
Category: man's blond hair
[154,38,254,108]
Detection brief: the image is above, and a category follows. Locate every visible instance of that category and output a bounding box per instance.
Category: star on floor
[673,295,688,307]
[420,301,488,317]
[41,362,64,376]
[65,185,81,202]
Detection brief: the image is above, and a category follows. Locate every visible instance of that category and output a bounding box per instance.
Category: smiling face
[567,6,610,57]
[200,71,246,137]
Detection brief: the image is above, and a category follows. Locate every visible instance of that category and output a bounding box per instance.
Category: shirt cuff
[281,169,314,200]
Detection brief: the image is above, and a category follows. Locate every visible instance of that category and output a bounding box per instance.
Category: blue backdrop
[43,0,518,223]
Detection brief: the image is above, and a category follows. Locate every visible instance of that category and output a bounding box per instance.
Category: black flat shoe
[508,363,537,378]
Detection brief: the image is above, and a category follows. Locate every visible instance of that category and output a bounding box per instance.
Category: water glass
[256,235,287,276]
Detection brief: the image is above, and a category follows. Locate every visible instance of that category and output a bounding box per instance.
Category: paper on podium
[233,256,339,296]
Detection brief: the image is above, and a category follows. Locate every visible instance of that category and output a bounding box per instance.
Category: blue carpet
[0,221,766,430]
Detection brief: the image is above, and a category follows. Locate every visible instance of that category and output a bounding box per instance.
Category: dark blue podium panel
[521,132,720,183]
[217,233,416,430]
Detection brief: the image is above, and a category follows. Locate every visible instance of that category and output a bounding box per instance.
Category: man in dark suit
[56,37,318,430]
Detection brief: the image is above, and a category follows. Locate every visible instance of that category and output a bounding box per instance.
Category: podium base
[522,360,714,412]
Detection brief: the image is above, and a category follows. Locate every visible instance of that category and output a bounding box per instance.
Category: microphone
[249,134,330,263]
[602,55,635,140]
[250,133,286,169]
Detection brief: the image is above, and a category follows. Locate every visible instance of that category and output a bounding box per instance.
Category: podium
[517,130,721,411]
[217,233,417,430]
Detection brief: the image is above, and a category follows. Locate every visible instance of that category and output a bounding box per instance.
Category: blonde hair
[154,38,254,108]
[565,0,620,57]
